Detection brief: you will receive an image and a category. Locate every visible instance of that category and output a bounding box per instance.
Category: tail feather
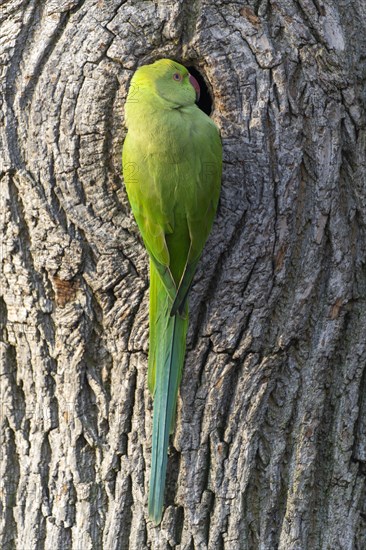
[148,262,188,524]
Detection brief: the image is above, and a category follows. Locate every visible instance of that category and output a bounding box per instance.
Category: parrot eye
[173,73,182,81]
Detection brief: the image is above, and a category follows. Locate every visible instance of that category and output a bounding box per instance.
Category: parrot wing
[122,133,177,301]
[171,114,222,315]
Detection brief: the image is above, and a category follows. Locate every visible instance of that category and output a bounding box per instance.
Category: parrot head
[128,58,200,108]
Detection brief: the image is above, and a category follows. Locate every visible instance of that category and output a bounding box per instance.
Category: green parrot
[122,58,222,524]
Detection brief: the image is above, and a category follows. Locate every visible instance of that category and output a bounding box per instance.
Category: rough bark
[1,0,365,549]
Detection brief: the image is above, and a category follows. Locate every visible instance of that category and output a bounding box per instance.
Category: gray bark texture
[0,0,365,549]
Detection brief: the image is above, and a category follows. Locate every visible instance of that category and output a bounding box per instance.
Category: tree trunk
[1,1,365,548]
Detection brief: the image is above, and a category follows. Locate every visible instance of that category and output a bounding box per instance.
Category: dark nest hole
[186,65,213,116]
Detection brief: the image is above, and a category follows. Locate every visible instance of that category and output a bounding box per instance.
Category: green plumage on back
[122,58,222,524]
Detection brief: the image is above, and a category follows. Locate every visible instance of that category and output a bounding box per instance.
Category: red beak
[189,74,200,102]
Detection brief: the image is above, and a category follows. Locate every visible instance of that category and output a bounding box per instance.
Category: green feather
[170,257,199,316]
[148,261,188,524]
[122,58,222,524]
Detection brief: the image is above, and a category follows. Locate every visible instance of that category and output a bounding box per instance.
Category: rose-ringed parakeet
[122,58,222,524]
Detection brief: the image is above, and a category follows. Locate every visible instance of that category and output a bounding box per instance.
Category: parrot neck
[125,88,196,131]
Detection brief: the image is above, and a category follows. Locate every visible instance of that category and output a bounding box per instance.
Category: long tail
[148,261,188,524]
